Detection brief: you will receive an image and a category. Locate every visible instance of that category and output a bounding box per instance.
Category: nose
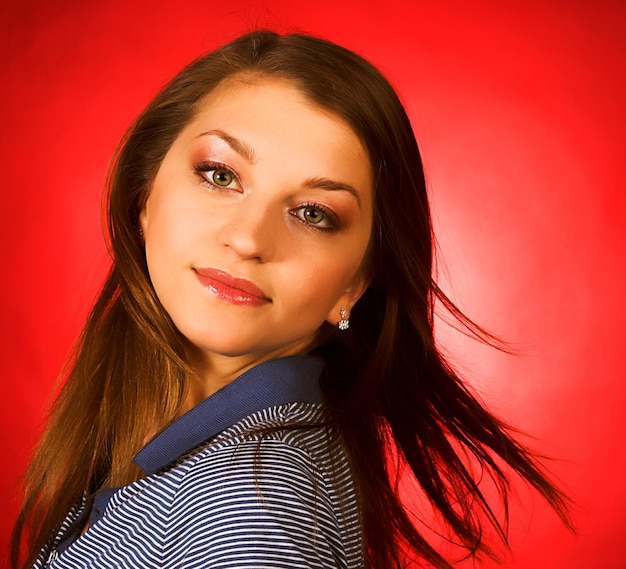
[218,197,278,262]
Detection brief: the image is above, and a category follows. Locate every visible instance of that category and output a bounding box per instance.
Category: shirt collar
[134,355,325,475]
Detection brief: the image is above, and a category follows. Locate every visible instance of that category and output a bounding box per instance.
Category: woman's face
[140,77,373,371]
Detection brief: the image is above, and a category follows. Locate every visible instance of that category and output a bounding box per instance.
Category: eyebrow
[196,129,257,163]
[196,129,363,208]
[301,177,362,209]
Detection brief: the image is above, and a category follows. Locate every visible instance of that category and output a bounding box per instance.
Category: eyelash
[192,161,340,232]
[291,202,339,232]
[194,161,241,191]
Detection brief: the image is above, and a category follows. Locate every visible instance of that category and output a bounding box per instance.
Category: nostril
[219,215,276,262]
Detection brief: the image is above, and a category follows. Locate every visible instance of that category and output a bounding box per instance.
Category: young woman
[11,30,572,569]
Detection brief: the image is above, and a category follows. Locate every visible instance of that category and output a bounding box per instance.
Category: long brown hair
[11,30,573,569]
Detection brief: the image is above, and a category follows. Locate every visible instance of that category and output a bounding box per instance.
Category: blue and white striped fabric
[35,356,363,568]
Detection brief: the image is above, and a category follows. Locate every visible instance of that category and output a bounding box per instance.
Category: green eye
[212,168,234,187]
[293,204,337,231]
[303,206,325,224]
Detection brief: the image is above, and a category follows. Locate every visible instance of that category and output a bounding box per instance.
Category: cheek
[144,193,204,261]
[145,221,181,272]
[278,252,361,309]
[142,209,195,299]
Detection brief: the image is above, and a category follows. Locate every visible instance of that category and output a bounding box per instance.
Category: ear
[138,200,149,237]
[325,272,370,328]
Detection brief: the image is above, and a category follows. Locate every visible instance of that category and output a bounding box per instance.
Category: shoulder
[161,403,361,568]
[172,402,336,513]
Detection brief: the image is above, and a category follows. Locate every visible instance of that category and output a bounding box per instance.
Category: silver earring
[338,308,349,331]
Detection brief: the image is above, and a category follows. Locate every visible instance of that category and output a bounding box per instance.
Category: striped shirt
[35,356,363,568]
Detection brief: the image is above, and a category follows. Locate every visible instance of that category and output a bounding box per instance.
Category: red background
[1,1,625,567]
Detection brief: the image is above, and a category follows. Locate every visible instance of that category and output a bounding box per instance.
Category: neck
[178,340,314,415]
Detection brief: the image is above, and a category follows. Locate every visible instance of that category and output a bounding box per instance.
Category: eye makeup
[193,161,242,192]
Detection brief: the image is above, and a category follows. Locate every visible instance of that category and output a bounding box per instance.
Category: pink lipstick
[194,268,270,306]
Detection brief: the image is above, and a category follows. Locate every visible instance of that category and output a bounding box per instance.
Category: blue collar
[134,356,325,475]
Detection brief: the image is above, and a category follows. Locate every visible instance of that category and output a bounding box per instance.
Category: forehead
[198,75,356,135]
[180,76,373,186]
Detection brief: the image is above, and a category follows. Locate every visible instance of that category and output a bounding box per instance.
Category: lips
[194,268,270,306]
